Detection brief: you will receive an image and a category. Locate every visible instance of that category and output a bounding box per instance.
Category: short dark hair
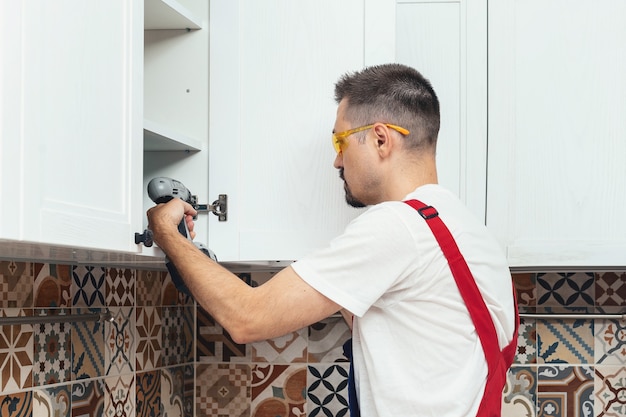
[334,63,440,151]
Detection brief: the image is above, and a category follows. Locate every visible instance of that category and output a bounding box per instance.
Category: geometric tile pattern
[595,365,626,417]
[71,265,106,308]
[537,318,594,364]
[162,306,186,367]
[595,319,626,365]
[251,364,307,417]
[136,307,162,371]
[502,366,536,417]
[136,370,160,417]
[307,364,348,417]
[104,374,135,417]
[136,270,164,306]
[197,306,246,363]
[71,378,105,417]
[33,310,71,386]
[515,317,537,364]
[162,366,184,417]
[537,365,594,417]
[196,364,250,417]
[106,267,135,307]
[0,391,32,417]
[536,272,595,311]
[251,328,307,364]
[71,308,105,380]
[33,384,71,417]
[307,317,350,363]
[0,309,34,391]
[595,272,626,313]
[0,261,33,308]
[105,307,134,376]
[34,263,72,308]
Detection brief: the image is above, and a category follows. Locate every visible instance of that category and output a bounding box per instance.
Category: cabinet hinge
[197,194,228,221]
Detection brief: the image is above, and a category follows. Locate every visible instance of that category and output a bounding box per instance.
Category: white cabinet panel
[209,0,366,261]
[487,0,626,267]
[0,0,143,254]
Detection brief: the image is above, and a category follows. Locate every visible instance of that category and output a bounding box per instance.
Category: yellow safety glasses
[332,123,410,154]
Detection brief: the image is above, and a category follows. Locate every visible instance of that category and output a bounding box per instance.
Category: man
[147,63,518,416]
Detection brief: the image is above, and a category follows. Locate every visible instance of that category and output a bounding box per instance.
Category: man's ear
[372,123,393,157]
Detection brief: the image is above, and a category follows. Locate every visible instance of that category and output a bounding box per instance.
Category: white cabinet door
[0,0,143,255]
[487,0,626,267]
[208,0,486,262]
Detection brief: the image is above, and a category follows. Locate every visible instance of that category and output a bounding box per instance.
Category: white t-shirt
[292,184,516,417]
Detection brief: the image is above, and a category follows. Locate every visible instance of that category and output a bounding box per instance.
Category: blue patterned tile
[537,318,593,364]
[71,265,106,308]
[71,378,105,417]
[71,308,105,380]
[595,365,626,417]
[516,317,537,364]
[0,391,32,416]
[105,307,134,376]
[536,273,594,311]
[136,370,161,417]
[33,309,72,385]
[537,365,593,417]
[595,319,626,365]
[307,364,349,417]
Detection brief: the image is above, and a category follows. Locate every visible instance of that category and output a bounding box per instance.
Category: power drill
[135,177,217,297]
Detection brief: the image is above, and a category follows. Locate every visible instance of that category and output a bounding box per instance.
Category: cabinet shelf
[144,119,202,151]
[145,0,202,30]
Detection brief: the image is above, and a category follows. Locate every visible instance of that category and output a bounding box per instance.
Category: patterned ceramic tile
[512,273,536,313]
[71,308,105,380]
[595,366,626,417]
[71,265,106,308]
[136,370,160,417]
[196,364,250,417]
[34,263,72,308]
[251,364,307,417]
[0,391,32,416]
[33,384,71,417]
[182,364,194,416]
[502,366,536,417]
[104,374,135,417]
[537,318,593,364]
[106,267,135,307]
[307,364,349,417]
[515,317,537,364]
[71,378,105,417]
[595,319,626,365]
[33,309,71,386]
[307,316,351,363]
[183,305,194,364]
[162,306,186,367]
[105,307,135,376]
[162,273,191,306]
[0,309,33,391]
[162,366,185,417]
[537,365,593,417]
[536,273,594,311]
[136,307,162,371]
[0,261,33,308]
[595,272,626,312]
[197,306,246,363]
[136,270,164,307]
[251,328,307,363]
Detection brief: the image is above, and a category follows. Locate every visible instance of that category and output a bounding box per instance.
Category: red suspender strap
[404,199,519,417]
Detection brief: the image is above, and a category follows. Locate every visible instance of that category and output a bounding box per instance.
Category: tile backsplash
[1,258,625,417]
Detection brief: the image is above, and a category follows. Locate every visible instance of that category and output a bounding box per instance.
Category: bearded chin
[344,183,366,208]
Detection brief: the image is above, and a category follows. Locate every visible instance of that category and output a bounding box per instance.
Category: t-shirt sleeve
[291,203,418,317]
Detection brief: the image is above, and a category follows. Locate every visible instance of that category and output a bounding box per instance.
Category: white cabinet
[0,0,143,256]
[487,0,626,267]
[208,0,487,262]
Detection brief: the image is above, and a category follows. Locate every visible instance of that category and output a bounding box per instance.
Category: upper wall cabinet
[208,0,487,262]
[487,0,626,268]
[0,0,143,255]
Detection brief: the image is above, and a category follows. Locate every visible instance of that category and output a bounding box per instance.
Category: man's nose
[333,152,343,169]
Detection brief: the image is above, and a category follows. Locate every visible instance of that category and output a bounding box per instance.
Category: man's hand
[147,198,198,243]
